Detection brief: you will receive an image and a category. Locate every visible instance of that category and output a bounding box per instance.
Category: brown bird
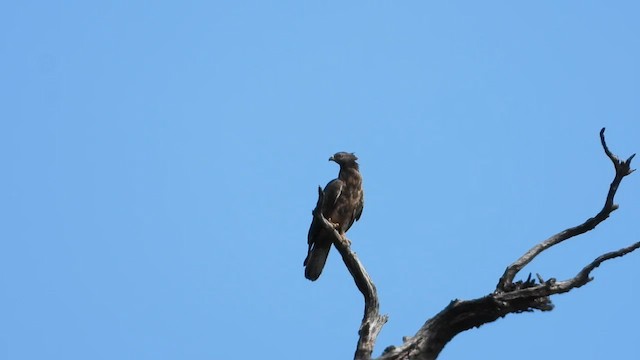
[304,152,364,281]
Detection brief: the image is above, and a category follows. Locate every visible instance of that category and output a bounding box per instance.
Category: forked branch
[497,128,636,291]
[377,128,637,360]
[309,129,636,360]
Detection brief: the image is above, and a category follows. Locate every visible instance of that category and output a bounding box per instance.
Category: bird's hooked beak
[328,155,335,162]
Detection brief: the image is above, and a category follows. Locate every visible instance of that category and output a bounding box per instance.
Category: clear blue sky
[2,2,639,359]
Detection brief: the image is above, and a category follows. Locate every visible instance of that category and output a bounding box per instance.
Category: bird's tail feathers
[304,244,331,281]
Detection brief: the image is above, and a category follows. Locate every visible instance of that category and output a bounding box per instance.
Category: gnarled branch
[309,129,636,360]
[496,128,636,291]
[377,128,637,360]
[312,187,388,360]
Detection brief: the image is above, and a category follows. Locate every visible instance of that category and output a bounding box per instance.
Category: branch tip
[600,128,616,160]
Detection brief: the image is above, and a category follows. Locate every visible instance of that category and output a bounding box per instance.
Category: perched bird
[304,152,364,281]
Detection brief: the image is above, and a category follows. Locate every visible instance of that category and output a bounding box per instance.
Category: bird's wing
[307,178,343,246]
[354,191,364,222]
[322,178,344,211]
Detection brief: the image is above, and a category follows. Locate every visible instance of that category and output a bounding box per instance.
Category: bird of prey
[304,152,364,281]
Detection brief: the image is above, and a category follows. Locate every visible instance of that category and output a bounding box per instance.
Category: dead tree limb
[311,187,388,360]
[309,128,636,360]
[497,128,636,291]
[376,128,637,360]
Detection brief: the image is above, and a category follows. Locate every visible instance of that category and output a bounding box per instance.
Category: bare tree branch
[496,240,640,301]
[375,129,637,360]
[312,187,388,360]
[549,241,640,294]
[309,129,636,360]
[496,127,636,291]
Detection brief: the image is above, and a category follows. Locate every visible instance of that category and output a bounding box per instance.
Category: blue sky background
[1,2,639,359]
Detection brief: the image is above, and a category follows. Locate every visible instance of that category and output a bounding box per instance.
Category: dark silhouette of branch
[375,128,637,360]
[497,128,635,291]
[309,129,636,360]
[311,187,388,360]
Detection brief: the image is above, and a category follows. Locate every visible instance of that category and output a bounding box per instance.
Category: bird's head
[329,152,359,168]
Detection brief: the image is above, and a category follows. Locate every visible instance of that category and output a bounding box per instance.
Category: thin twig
[553,241,640,293]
